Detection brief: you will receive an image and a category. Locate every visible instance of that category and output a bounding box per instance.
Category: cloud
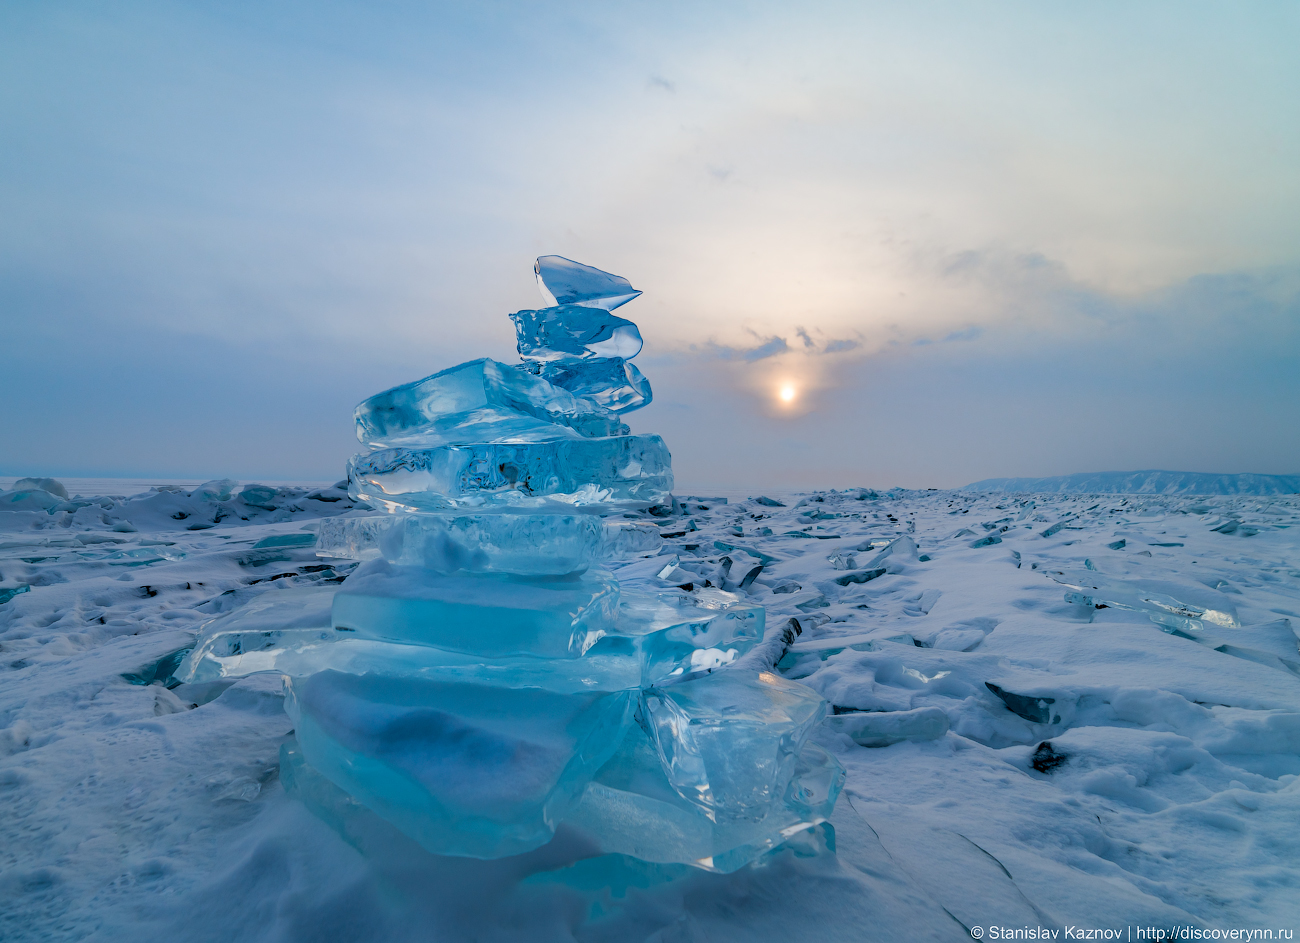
[642,263,1300,490]
[697,335,790,362]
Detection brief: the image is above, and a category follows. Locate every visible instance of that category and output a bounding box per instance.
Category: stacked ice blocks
[177,256,842,870]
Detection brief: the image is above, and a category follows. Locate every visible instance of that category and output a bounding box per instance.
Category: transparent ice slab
[510,306,643,363]
[347,434,673,512]
[174,585,338,684]
[534,255,642,311]
[641,670,828,824]
[317,514,663,573]
[523,358,652,414]
[563,720,843,872]
[353,358,625,449]
[593,583,765,685]
[332,559,620,658]
[285,669,635,858]
[600,521,664,561]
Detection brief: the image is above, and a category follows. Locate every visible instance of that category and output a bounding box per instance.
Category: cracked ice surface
[3,480,1300,940]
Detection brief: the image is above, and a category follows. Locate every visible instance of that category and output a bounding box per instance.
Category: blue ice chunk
[641,670,827,823]
[331,559,620,658]
[253,532,317,549]
[1,489,63,512]
[0,584,30,606]
[239,484,281,510]
[355,358,626,448]
[102,546,186,566]
[563,721,843,872]
[191,479,238,501]
[347,434,673,512]
[285,669,634,858]
[534,256,642,311]
[524,358,652,414]
[12,477,69,499]
[510,306,643,363]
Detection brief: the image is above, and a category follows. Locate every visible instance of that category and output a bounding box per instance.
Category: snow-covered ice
[3,478,1300,940]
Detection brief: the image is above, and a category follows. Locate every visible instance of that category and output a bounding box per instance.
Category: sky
[2,1,1298,490]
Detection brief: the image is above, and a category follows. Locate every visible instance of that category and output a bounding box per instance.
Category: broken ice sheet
[534,255,642,310]
[1046,569,1241,633]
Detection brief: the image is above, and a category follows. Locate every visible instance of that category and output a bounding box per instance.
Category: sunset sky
[3,1,1297,489]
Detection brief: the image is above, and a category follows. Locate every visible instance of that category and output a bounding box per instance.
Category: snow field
[2,481,1299,941]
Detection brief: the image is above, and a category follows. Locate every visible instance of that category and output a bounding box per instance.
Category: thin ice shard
[535,255,642,310]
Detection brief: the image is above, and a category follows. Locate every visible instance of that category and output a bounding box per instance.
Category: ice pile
[177,256,841,870]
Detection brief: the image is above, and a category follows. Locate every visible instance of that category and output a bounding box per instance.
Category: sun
[778,383,797,403]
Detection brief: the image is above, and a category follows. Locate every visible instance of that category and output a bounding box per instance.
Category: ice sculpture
[177,256,842,870]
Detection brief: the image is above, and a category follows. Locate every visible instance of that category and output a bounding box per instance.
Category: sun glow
[778,383,797,403]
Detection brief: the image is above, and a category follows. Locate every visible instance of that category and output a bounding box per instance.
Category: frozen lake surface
[2,480,1299,941]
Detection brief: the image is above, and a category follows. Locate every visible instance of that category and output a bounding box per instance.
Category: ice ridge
[963,470,1300,495]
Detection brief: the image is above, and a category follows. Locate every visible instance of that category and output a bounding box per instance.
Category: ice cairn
[177,257,843,872]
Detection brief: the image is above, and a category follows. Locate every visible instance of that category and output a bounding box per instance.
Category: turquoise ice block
[354,358,626,449]
[331,559,620,658]
[286,670,634,858]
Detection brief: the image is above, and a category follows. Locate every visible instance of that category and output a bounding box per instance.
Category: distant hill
[961,470,1300,495]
